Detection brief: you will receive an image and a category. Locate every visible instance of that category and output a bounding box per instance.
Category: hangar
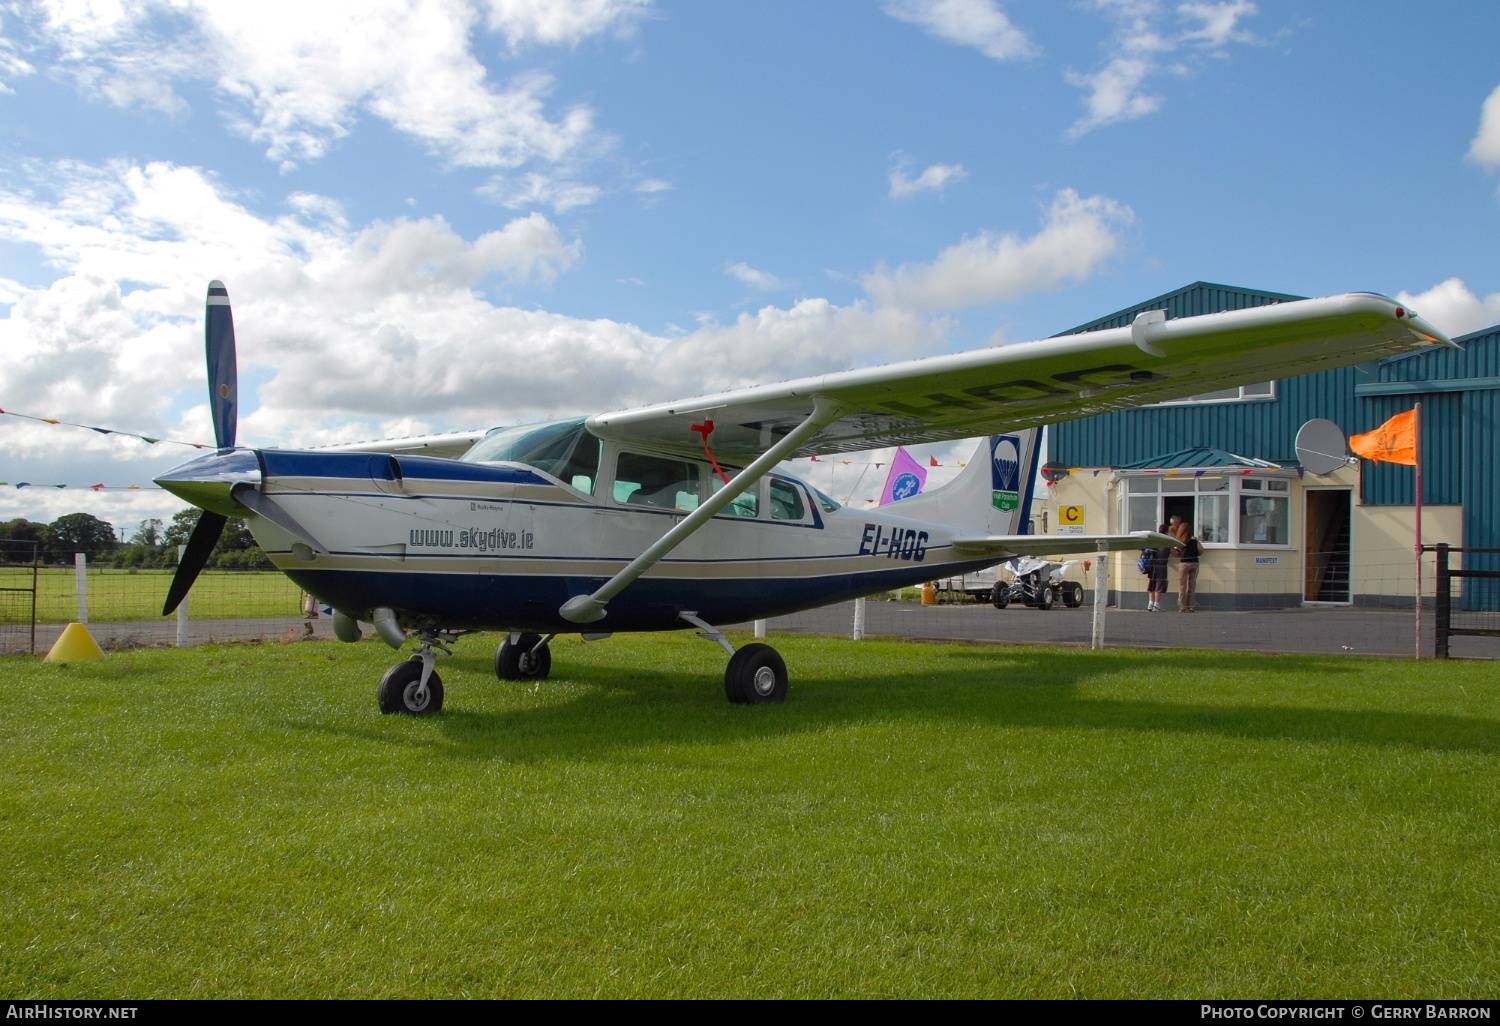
[1041,282,1500,611]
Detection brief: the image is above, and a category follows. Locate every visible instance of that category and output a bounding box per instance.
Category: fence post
[1434,543,1450,659]
[1090,546,1108,650]
[176,544,191,648]
[852,597,866,641]
[74,552,88,624]
[753,619,766,639]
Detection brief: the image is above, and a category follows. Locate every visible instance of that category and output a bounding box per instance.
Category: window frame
[1120,472,1294,549]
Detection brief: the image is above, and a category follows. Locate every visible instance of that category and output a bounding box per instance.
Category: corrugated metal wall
[1366,325,1500,604]
[1050,286,1500,608]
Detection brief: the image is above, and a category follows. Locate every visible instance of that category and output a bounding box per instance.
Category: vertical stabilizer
[883,428,1041,535]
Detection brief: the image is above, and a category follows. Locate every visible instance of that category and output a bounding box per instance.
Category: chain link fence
[0,539,39,654]
[13,547,1497,659]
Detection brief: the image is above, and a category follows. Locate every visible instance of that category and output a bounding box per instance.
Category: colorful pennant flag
[879,447,928,505]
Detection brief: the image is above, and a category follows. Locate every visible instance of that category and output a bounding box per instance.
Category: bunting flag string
[0,407,213,449]
[1,482,162,491]
[796,457,967,467]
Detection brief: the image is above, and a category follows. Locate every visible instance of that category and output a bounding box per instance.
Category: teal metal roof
[1053,281,1306,337]
[1118,447,1284,470]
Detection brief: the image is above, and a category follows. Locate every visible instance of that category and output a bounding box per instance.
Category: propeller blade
[162,511,227,615]
[206,280,238,449]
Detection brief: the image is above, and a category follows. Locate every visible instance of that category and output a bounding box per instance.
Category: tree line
[0,510,273,568]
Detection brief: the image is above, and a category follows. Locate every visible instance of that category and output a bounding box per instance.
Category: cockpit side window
[555,435,601,494]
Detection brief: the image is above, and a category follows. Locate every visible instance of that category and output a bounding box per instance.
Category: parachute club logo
[992,436,1021,513]
[890,472,923,501]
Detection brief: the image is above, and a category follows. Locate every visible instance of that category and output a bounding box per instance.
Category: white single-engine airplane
[157,282,1450,714]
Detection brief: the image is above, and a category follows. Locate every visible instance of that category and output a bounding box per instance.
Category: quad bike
[991,556,1085,610]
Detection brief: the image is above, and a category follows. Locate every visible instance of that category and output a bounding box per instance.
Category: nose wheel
[378,657,445,715]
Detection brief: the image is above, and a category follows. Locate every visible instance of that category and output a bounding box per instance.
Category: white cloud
[0,159,1146,524]
[477,171,604,212]
[0,158,955,472]
[0,160,584,451]
[889,157,969,199]
[654,299,951,396]
[26,0,625,171]
[0,8,36,96]
[1066,0,1257,138]
[1396,278,1500,339]
[1468,84,1500,171]
[482,0,653,49]
[881,0,1035,61]
[862,189,1134,310]
[725,262,785,291]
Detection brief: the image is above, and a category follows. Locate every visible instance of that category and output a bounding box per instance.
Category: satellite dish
[1040,462,1068,483]
[1295,419,1353,475]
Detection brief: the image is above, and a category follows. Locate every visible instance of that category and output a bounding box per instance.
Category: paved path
[738,601,1500,659]
[15,603,1498,659]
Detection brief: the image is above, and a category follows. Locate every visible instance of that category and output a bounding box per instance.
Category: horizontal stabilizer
[951,531,1180,559]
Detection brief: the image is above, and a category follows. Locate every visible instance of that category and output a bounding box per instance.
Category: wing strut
[559,396,849,624]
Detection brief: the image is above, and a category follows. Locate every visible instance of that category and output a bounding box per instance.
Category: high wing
[587,293,1451,462]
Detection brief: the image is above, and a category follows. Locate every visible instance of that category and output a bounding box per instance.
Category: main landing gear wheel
[991,582,1010,609]
[496,633,552,681]
[1062,581,1085,608]
[378,657,444,715]
[724,643,788,705]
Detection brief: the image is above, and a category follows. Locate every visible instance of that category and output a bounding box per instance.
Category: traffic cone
[44,623,105,663]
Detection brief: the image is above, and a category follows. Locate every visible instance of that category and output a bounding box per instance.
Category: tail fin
[884,428,1041,534]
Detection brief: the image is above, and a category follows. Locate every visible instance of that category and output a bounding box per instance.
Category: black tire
[991,582,1010,609]
[1035,584,1054,610]
[724,643,788,705]
[495,633,552,680]
[378,658,444,715]
[1063,581,1084,608]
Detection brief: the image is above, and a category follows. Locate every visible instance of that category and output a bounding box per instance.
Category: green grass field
[0,567,305,624]
[2,633,1497,998]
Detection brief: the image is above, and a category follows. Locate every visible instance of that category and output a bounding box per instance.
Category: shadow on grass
[298,644,1500,765]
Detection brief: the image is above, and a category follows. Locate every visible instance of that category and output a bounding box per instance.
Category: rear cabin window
[769,477,806,521]
[709,474,759,518]
[614,453,701,511]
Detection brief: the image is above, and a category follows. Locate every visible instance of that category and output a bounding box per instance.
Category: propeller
[162,281,239,615]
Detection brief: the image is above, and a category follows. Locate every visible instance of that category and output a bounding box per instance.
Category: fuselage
[157,435,997,633]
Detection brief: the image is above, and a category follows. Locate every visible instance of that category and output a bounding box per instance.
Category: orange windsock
[1349,409,1418,465]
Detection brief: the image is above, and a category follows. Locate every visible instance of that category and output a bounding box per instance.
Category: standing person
[1177,523,1202,612]
[1168,514,1190,544]
[1146,523,1171,611]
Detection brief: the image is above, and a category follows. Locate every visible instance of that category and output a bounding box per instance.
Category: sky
[1,0,1499,537]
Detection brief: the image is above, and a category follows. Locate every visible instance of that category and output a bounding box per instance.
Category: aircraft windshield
[461,418,600,491]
